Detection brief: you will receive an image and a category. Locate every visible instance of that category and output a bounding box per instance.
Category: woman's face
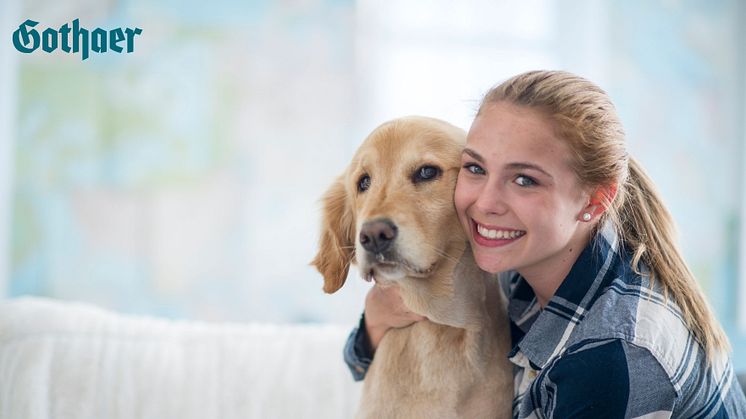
[454,102,593,280]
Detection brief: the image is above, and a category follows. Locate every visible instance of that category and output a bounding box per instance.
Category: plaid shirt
[344,222,746,418]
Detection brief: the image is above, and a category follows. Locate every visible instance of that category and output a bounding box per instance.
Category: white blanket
[0,297,361,419]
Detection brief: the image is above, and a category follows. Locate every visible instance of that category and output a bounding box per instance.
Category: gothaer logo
[13,19,142,61]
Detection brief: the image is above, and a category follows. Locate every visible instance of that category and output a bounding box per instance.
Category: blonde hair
[478,70,729,359]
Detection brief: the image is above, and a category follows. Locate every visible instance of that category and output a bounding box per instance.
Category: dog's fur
[312,117,513,419]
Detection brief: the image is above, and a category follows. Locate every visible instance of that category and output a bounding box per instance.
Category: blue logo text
[13,19,142,61]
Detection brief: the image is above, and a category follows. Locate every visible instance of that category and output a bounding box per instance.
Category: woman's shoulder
[575,273,720,393]
[546,335,744,416]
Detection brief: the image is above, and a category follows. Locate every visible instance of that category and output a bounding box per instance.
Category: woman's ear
[579,183,618,221]
[311,176,356,294]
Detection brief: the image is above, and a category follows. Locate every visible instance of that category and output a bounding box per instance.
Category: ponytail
[613,158,730,359]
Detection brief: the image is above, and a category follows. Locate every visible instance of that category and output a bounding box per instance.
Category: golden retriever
[312,116,513,419]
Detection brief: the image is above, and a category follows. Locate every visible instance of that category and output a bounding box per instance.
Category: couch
[0,297,361,419]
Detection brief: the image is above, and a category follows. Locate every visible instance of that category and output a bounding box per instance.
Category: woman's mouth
[472,221,526,247]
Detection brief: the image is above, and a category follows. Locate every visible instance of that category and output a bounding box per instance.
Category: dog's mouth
[362,255,438,283]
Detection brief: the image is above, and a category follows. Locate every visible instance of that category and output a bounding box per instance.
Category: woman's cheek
[454,176,472,219]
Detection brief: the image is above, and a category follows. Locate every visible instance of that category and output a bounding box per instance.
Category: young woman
[344,70,746,417]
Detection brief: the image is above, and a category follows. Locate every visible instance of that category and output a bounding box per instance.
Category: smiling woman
[345,70,746,418]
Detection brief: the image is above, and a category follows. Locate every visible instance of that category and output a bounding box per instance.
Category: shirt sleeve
[537,339,676,419]
[343,313,375,381]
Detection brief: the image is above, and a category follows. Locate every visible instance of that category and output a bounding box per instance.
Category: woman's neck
[519,229,593,308]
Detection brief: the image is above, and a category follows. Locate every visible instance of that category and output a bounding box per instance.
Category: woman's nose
[474,182,509,216]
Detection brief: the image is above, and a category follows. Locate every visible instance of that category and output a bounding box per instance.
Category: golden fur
[312,116,513,419]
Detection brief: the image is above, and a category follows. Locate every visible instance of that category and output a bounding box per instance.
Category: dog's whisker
[342,250,356,273]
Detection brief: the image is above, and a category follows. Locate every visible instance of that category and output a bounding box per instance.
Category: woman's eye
[413,165,442,183]
[462,163,485,175]
[515,175,537,187]
[358,174,371,192]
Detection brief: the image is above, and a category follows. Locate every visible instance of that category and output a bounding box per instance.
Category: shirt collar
[507,220,622,369]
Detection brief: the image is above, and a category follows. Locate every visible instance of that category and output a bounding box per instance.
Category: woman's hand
[364,284,427,351]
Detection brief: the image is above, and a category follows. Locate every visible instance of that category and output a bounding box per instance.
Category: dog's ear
[311,176,356,294]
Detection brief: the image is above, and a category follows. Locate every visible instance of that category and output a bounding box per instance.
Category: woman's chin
[473,252,507,274]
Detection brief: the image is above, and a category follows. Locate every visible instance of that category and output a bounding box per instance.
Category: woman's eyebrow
[506,162,553,179]
[462,148,484,162]
[463,148,554,179]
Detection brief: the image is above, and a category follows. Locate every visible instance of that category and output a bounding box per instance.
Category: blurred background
[0,0,744,370]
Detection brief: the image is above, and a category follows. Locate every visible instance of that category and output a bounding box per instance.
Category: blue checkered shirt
[343,222,746,418]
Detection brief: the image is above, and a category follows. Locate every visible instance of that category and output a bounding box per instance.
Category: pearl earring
[582,213,592,221]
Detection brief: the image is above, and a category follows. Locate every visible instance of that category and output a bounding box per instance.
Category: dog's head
[312,116,467,293]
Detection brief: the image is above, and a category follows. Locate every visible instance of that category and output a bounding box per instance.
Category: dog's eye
[358,174,371,192]
[413,165,442,183]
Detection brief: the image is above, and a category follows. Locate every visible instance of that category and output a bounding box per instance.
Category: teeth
[476,224,525,240]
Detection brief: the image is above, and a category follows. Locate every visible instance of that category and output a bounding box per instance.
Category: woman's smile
[472,220,526,247]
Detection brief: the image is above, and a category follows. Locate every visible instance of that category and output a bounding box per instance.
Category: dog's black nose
[360,219,398,253]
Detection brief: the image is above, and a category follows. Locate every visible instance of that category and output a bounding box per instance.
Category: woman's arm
[364,285,427,350]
